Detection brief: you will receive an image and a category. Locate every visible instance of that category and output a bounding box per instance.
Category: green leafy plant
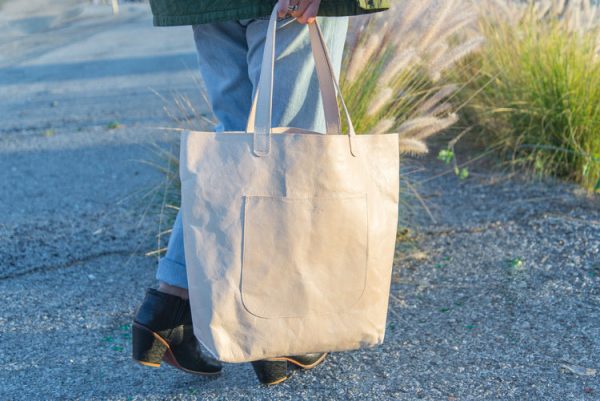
[437,149,455,164]
[437,141,470,180]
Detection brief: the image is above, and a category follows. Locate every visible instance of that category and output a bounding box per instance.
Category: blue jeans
[156,16,349,289]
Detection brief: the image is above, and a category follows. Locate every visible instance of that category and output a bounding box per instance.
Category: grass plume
[341,0,483,154]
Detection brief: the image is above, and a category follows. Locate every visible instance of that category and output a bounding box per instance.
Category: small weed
[427,255,450,271]
[42,129,55,137]
[101,324,131,352]
[395,227,419,256]
[438,149,455,164]
[454,166,469,180]
[396,227,412,241]
[511,258,523,268]
[118,324,131,340]
[106,120,121,130]
[438,148,470,180]
[507,257,524,272]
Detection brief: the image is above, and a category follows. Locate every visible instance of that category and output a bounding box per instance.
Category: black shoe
[251,353,328,385]
[131,288,222,375]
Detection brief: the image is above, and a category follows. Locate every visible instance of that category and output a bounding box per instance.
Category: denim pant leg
[156,16,349,289]
[156,20,254,288]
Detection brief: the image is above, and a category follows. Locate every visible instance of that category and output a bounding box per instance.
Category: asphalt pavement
[0,1,598,400]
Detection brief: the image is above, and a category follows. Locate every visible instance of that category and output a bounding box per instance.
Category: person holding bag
[131,0,392,386]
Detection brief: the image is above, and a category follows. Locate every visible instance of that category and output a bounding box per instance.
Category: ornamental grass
[341,0,483,155]
[457,0,600,191]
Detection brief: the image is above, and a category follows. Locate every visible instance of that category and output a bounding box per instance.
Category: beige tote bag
[180,5,400,363]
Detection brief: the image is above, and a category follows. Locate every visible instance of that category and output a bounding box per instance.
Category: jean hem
[155,256,189,289]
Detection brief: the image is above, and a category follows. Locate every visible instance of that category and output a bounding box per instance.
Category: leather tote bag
[180,4,400,363]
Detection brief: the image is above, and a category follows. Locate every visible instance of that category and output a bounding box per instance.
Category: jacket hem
[152,1,389,27]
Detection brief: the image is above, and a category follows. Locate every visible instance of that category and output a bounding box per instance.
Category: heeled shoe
[131,288,222,375]
[251,353,328,385]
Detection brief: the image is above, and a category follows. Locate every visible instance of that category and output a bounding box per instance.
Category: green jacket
[149,0,390,26]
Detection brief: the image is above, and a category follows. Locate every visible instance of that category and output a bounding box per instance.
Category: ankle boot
[251,353,328,385]
[132,288,222,375]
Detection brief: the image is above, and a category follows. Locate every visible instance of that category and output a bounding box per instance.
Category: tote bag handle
[247,5,358,157]
[246,9,342,137]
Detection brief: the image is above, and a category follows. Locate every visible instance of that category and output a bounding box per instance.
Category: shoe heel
[251,359,290,385]
[132,323,167,367]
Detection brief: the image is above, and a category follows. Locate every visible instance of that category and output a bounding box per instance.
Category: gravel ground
[0,1,598,400]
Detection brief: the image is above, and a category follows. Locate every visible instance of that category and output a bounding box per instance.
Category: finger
[277,0,290,18]
[291,0,312,18]
[296,1,319,24]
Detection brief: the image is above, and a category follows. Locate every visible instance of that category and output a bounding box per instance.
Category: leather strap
[308,21,358,156]
[247,5,358,157]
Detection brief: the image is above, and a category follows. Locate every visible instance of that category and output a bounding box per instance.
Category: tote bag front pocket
[241,193,369,319]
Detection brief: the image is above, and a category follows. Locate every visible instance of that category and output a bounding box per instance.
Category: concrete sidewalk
[0,1,598,400]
